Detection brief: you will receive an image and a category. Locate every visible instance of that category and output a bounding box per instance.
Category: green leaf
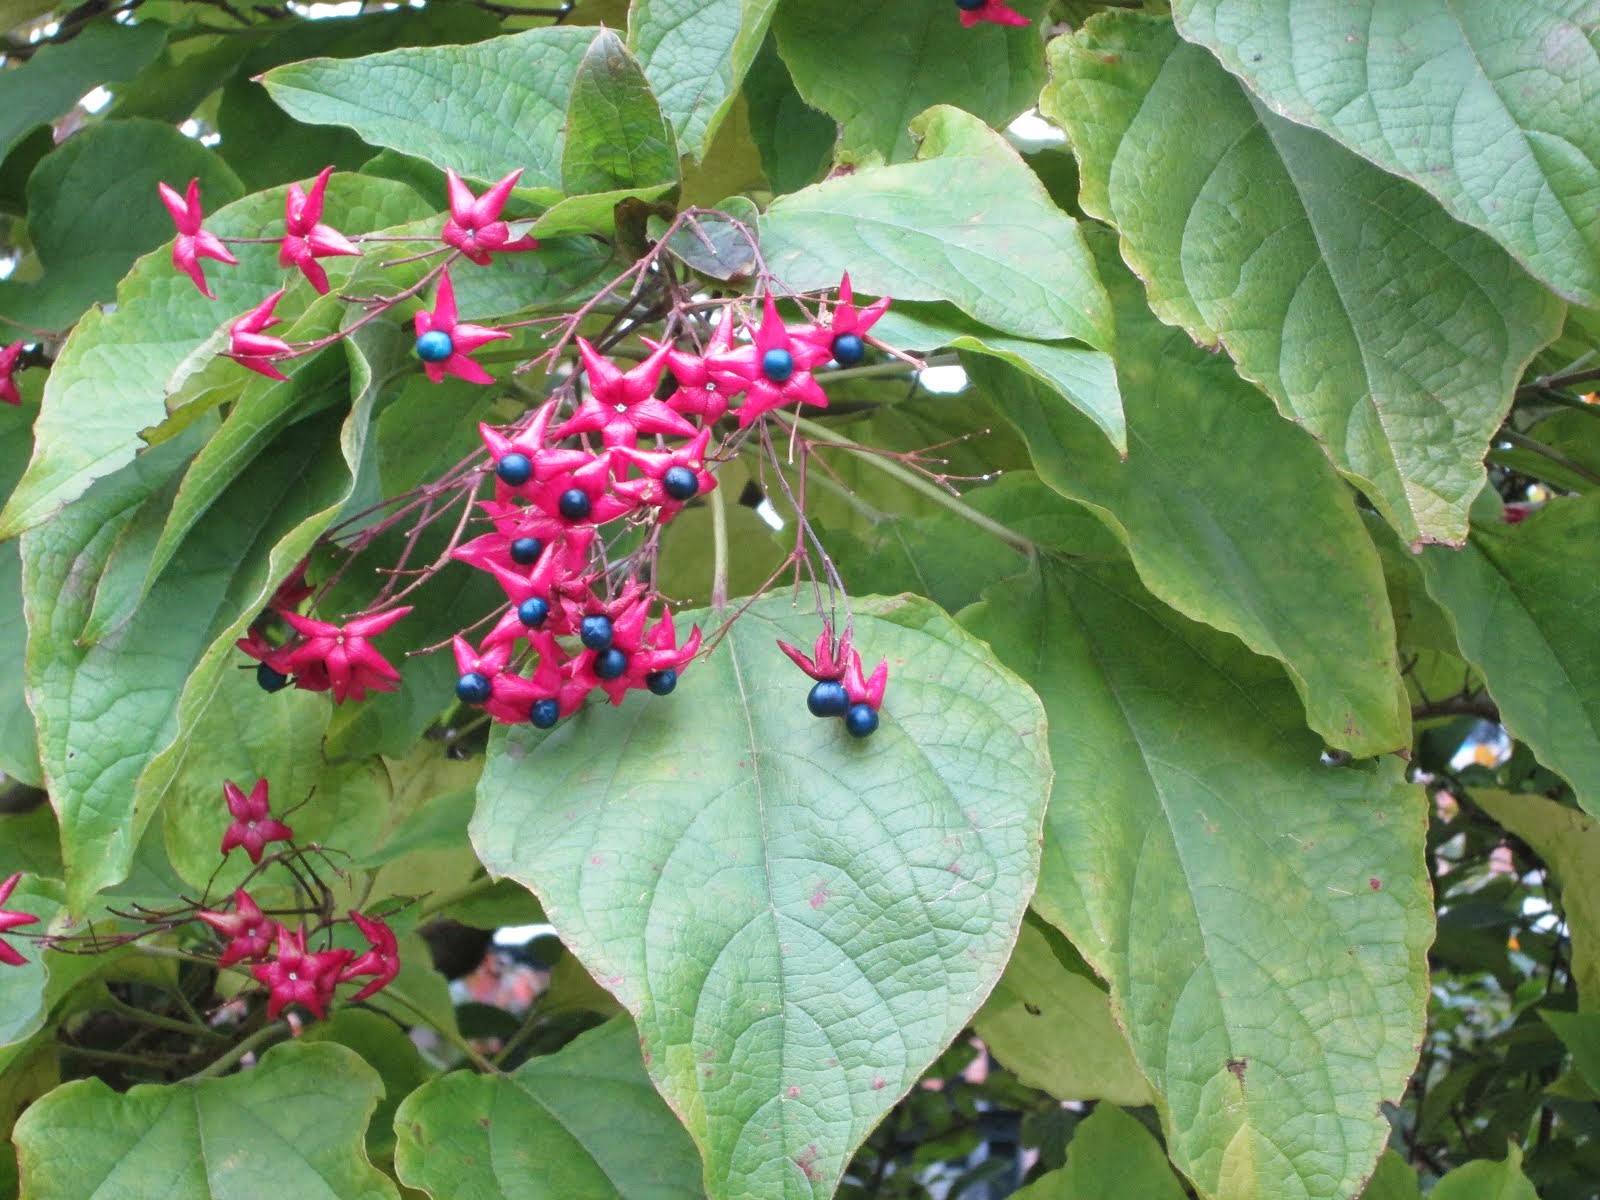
[1012,1104,1185,1200]
[873,304,1125,455]
[1044,13,1564,547]
[1417,495,1600,815]
[629,0,778,162]
[1474,790,1600,1009]
[1172,0,1600,308]
[0,118,242,334]
[1359,1150,1421,1200]
[761,106,1113,347]
[394,1015,703,1198]
[962,558,1432,1200]
[0,875,62,1049]
[742,34,834,195]
[0,19,166,162]
[973,916,1150,1106]
[772,0,1045,163]
[980,233,1410,756]
[1431,1143,1539,1200]
[562,28,680,196]
[472,594,1051,1199]
[1542,1011,1600,1095]
[0,379,41,785]
[261,27,600,204]
[12,1041,398,1200]
[303,1009,434,1162]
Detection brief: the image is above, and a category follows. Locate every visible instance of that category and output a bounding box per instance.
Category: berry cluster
[779,622,890,739]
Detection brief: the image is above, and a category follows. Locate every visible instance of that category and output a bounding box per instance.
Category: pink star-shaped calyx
[794,273,891,361]
[252,925,352,1021]
[0,340,25,407]
[958,0,1030,27]
[220,778,295,864]
[158,178,238,299]
[197,889,279,967]
[339,910,400,1002]
[776,620,855,682]
[650,316,742,425]
[554,339,696,448]
[414,266,510,385]
[443,168,540,265]
[843,648,889,708]
[226,289,294,381]
[279,166,360,295]
[611,426,718,515]
[715,293,832,427]
[526,452,637,528]
[279,605,412,704]
[0,873,39,967]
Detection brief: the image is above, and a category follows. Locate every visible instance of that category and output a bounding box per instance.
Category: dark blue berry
[496,453,533,487]
[558,488,592,521]
[517,597,550,627]
[761,347,794,383]
[579,615,614,651]
[662,466,699,501]
[415,330,453,362]
[955,0,986,8]
[510,536,544,565]
[845,703,880,738]
[646,668,678,696]
[594,647,628,680]
[531,698,561,728]
[807,679,849,718]
[456,671,493,704]
[832,333,866,365]
[256,663,290,693]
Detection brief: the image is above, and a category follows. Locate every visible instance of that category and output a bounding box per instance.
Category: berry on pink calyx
[662,466,700,501]
[761,347,794,383]
[808,679,849,718]
[455,672,492,704]
[558,488,592,521]
[510,536,544,565]
[832,333,866,365]
[257,663,290,693]
[496,453,533,487]
[646,668,677,696]
[416,330,454,363]
[845,703,879,738]
[517,597,550,627]
[580,615,614,651]
[594,647,628,680]
[956,0,986,7]
[530,698,560,728]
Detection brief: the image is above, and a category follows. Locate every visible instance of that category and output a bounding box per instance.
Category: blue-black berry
[832,333,865,365]
[531,698,560,728]
[558,488,592,521]
[845,703,880,738]
[257,663,290,693]
[954,0,986,9]
[646,668,678,696]
[761,347,794,383]
[455,672,493,704]
[662,466,699,501]
[594,648,628,680]
[496,453,533,487]
[517,597,550,627]
[416,330,453,362]
[579,615,614,651]
[807,679,849,718]
[510,536,544,565]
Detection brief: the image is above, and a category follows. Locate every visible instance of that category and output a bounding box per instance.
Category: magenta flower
[252,926,351,1021]
[226,289,293,381]
[843,648,889,708]
[442,168,540,265]
[958,0,1030,27]
[0,341,24,407]
[158,178,238,299]
[0,873,39,968]
[414,267,510,385]
[279,605,412,704]
[795,273,891,363]
[279,166,360,295]
[776,621,854,682]
[220,779,295,864]
[612,426,718,516]
[554,339,696,448]
[650,317,742,424]
[715,294,832,427]
[340,911,400,1002]
[197,889,279,967]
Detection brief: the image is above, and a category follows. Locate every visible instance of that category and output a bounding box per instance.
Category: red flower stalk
[158,178,238,299]
[414,267,510,385]
[958,0,1030,27]
[279,606,412,704]
[0,873,39,967]
[442,168,540,265]
[219,779,294,864]
[279,166,360,295]
[226,289,293,381]
[197,889,278,967]
[252,925,352,1021]
[340,911,400,1002]
[554,339,696,448]
[0,341,24,406]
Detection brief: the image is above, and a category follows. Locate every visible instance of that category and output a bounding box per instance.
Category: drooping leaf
[979,232,1410,756]
[772,0,1046,163]
[629,0,778,161]
[12,1041,397,1200]
[963,557,1432,1200]
[561,28,679,197]
[1418,495,1600,816]
[1172,0,1600,307]
[742,34,834,195]
[394,1015,703,1198]
[472,594,1051,1199]
[762,106,1113,347]
[1011,1103,1186,1200]
[0,379,41,785]
[1431,1143,1539,1200]
[973,916,1150,1106]
[1044,12,1564,547]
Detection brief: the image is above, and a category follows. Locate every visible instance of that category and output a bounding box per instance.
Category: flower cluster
[778,621,890,738]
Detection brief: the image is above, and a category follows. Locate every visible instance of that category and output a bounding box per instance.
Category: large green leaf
[1418,495,1600,816]
[963,557,1432,1200]
[12,1041,397,1200]
[0,173,426,539]
[761,106,1113,347]
[472,594,1051,1199]
[1172,0,1600,307]
[261,27,599,204]
[562,28,679,197]
[0,380,41,784]
[980,233,1409,756]
[630,0,778,161]
[1011,1103,1186,1200]
[1359,1151,1422,1200]
[394,1015,703,1198]
[772,0,1046,163]
[1044,13,1563,547]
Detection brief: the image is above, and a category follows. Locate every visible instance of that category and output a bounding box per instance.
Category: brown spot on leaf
[794,1146,821,1181]
[1024,1002,1042,1016]
[1226,1058,1247,1086]
[1369,877,1382,891]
